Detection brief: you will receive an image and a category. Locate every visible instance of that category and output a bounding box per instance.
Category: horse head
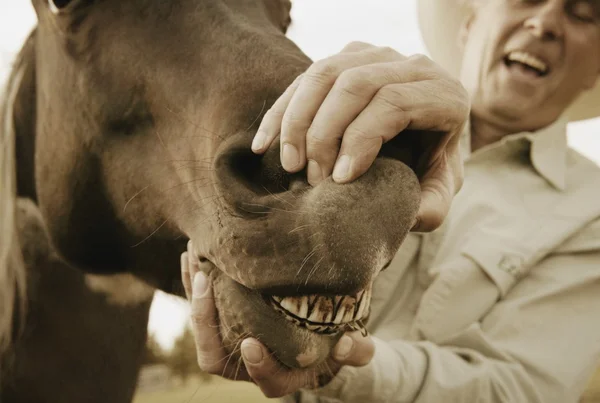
[8,0,421,369]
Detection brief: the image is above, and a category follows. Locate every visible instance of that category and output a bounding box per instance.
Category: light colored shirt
[289,117,600,403]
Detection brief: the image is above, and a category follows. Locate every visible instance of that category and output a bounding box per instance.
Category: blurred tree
[143,332,166,365]
[167,326,210,384]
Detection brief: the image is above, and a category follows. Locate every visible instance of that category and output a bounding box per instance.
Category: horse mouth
[265,284,372,336]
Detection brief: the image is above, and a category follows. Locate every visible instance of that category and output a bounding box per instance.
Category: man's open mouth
[265,284,372,335]
[504,50,550,77]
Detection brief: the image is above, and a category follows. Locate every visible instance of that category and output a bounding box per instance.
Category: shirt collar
[460,116,568,191]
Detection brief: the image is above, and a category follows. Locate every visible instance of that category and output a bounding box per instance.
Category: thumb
[412,149,463,233]
[332,332,375,367]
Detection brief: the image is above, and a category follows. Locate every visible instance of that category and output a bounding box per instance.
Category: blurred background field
[134,326,600,403]
[134,375,271,403]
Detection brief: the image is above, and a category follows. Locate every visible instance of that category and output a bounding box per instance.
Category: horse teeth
[356,294,367,319]
[333,305,346,324]
[279,297,297,315]
[307,306,321,322]
[355,290,365,302]
[343,307,355,323]
[298,296,309,319]
[356,285,372,320]
[270,286,373,332]
[324,309,333,323]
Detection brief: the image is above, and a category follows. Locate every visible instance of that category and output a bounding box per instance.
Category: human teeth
[507,51,548,73]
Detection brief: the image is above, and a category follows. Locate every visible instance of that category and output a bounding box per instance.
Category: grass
[134,367,600,403]
[133,375,273,403]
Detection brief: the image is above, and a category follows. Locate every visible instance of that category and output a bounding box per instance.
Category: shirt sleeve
[306,242,600,403]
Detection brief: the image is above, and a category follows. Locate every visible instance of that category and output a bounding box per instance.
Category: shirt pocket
[413,228,538,345]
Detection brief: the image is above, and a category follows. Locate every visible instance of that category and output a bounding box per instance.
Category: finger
[181,251,192,300]
[187,241,200,280]
[339,41,374,53]
[241,338,313,398]
[252,74,303,154]
[190,272,228,374]
[332,77,466,184]
[307,58,432,184]
[332,333,375,367]
[412,146,463,232]
[280,48,406,179]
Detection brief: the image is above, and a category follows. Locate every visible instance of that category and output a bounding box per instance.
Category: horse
[1,0,422,400]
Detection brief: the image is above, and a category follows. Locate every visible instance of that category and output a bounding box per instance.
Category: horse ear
[263,0,292,33]
[10,32,38,202]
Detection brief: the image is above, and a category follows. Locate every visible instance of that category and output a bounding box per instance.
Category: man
[182,0,600,401]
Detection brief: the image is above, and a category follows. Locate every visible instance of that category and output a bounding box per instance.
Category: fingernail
[252,130,266,152]
[282,143,300,170]
[332,155,351,182]
[334,335,353,360]
[307,159,323,184]
[242,341,264,365]
[193,272,208,296]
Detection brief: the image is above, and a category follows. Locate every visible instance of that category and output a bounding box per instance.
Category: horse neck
[9,30,38,202]
[0,29,37,354]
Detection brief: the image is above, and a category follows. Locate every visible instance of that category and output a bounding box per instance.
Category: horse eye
[48,0,74,14]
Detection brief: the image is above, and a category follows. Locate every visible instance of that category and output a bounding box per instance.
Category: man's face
[460,0,600,131]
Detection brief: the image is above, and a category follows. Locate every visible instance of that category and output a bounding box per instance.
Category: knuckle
[306,125,341,146]
[335,69,374,99]
[264,106,285,121]
[281,110,311,134]
[305,59,342,85]
[374,86,409,113]
[341,40,372,52]
[375,45,399,58]
[190,307,211,326]
[408,53,432,66]
[196,354,220,374]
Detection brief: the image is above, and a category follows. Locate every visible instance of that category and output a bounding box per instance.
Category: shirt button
[498,255,523,277]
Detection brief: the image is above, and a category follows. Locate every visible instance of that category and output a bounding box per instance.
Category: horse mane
[0,30,36,352]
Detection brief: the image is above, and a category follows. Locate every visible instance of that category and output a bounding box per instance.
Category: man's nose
[524,2,564,40]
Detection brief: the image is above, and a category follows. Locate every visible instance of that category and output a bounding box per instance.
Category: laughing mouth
[504,50,550,77]
[267,284,372,336]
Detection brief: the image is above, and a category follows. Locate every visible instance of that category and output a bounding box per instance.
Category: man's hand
[252,41,469,232]
[181,242,375,398]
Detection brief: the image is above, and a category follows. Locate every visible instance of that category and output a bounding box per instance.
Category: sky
[2,0,599,349]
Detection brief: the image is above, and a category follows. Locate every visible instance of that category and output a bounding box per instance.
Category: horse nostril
[214,133,311,216]
[198,256,208,263]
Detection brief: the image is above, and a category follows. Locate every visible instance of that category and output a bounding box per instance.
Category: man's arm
[311,229,600,403]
